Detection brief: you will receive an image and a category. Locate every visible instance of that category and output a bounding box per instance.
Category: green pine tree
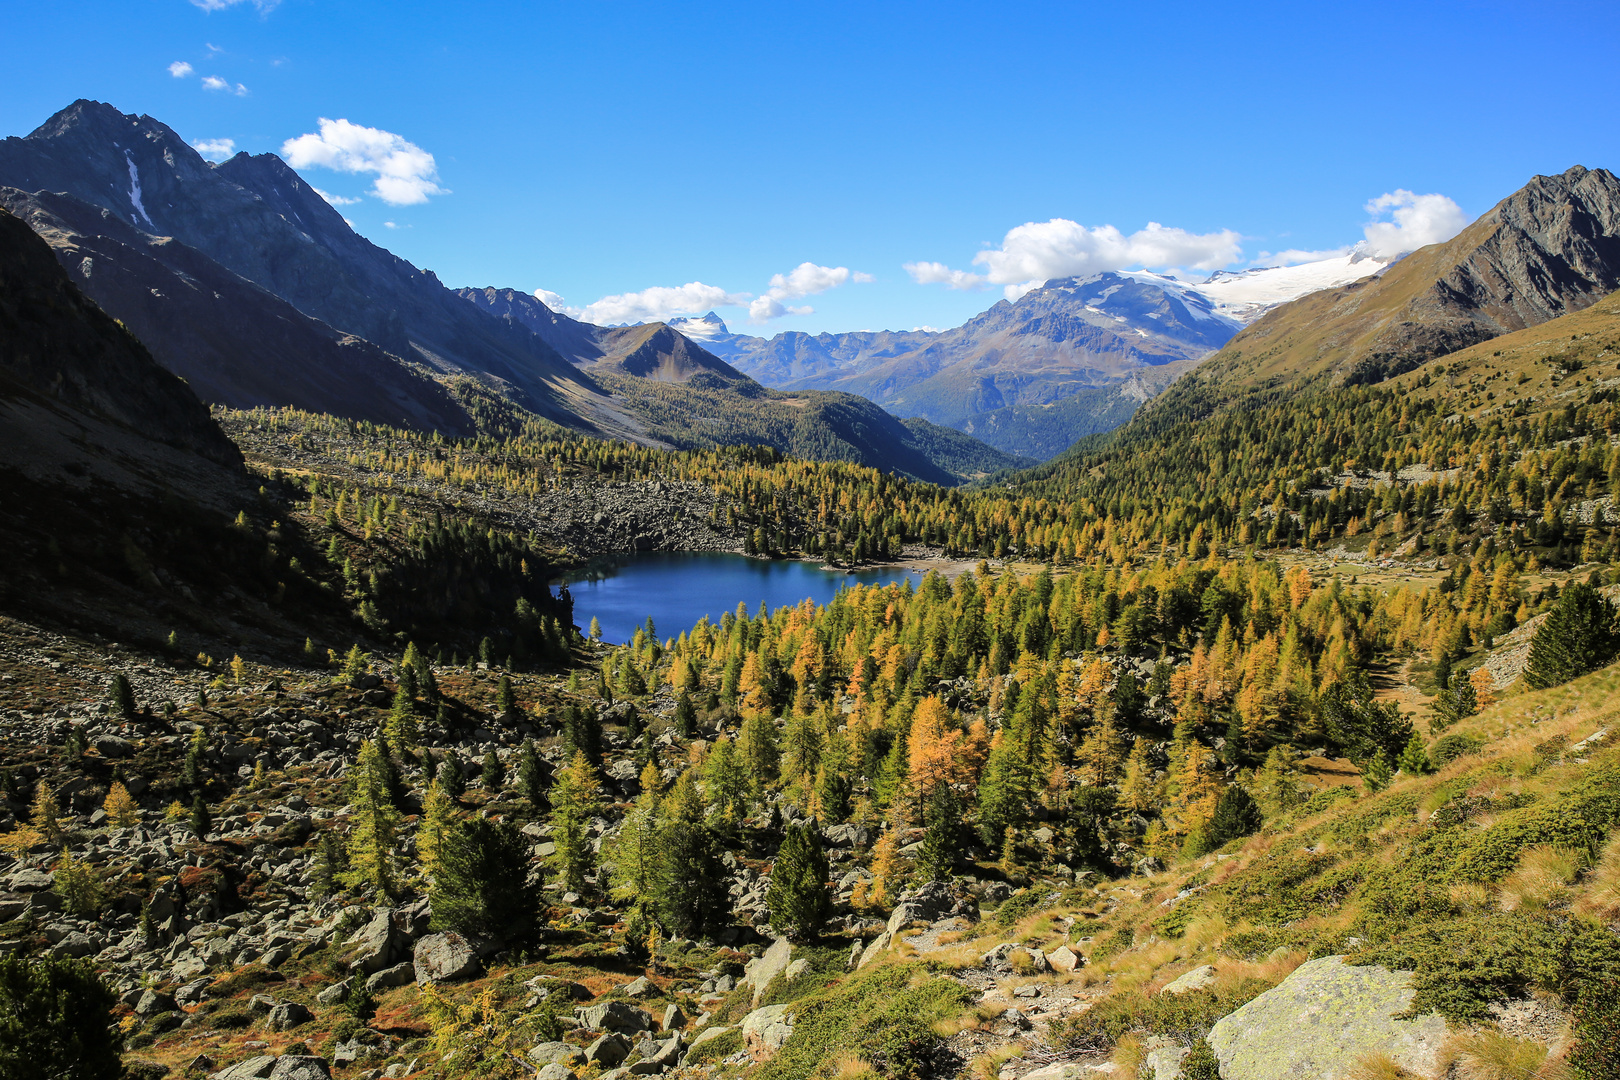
[1397,732,1430,776]
[550,750,601,893]
[190,793,211,837]
[430,817,538,948]
[916,783,960,883]
[482,748,505,791]
[1207,784,1261,847]
[653,771,728,938]
[109,675,136,721]
[1362,750,1394,793]
[343,740,402,897]
[0,954,122,1080]
[1524,582,1620,689]
[517,739,546,811]
[767,821,831,940]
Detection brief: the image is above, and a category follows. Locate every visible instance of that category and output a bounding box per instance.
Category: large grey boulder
[577,1000,654,1034]
[1160,965,1216,995]
[1206,956,1449,1080]
[346,910,402,974]
[365,962,416,992]
[530,1042,586,1068]
[536,1065,578,1080]
[743,937,792,1005]
[413,932,480,983]
[265,1002,313,1031]
[585,1033,633,1067]
[210,1057,278,1080]
[628,1036,683,1074]
[268,1057,331,1080]
[741,1004,794,1061]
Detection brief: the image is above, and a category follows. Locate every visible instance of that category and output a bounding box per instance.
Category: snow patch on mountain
[1197,252,1387,323]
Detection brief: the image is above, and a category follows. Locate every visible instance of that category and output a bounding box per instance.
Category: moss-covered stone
[1206,956,1447,1080]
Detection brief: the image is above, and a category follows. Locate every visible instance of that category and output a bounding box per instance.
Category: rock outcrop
[1205,956,1449,1080]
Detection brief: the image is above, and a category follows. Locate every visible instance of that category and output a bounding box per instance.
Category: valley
[2,82,1620,1080]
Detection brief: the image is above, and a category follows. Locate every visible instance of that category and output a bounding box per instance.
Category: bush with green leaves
[1429,733,1485,768]
[0,954,122,1080]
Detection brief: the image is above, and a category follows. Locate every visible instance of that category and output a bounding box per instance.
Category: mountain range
[0,101,1029,485]
[659,254,1388,458]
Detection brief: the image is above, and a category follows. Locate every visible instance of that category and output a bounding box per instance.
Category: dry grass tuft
[1573,829,1620,921]
[831,1051,881,1080]
[1343,1052,1425,1079]
[1439,1029,1571,1080]
[1498,846,1584,912]
[969,1044,1023,1080]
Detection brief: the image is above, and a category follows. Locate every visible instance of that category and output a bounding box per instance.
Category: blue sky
[5,1,1620,334]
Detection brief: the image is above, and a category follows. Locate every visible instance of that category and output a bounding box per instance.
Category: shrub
[1429,734,1485,768]
[1451,777,1620,882]
[1568,977,1620,1080]
[684,1028,743,1065]
[1181,1040,1220,1080]
[0,954,122,1080]
[754,965,971,1080]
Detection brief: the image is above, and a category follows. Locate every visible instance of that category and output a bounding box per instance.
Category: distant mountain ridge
[0,100,1026,486]
[656,257,1388,459]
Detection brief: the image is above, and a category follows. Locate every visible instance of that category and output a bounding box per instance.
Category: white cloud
[579,282,748,326]
[201,75,249,95]
[1361,190,1468,258]
[282,118,447,206]
[748,296,814,322]
[169,61,194,78]
[908,218,1242,300]
[533,289,575,316]
[745,261,871,324]
[311,187,361,206]
[191,0,280,12]
[904,261,987,290]
[191,137,236,162]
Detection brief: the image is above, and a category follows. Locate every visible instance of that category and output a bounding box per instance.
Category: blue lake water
[558,552,927,644]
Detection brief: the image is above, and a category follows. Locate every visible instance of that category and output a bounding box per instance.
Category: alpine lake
[557,551,927,644]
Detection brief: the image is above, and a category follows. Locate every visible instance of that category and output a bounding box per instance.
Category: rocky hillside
[1,188,474,433]
[0,205,239,464]
[0,101,607,430]
[1195,165,1620,394]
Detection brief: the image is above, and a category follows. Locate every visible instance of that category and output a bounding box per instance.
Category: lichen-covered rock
[1159,965,1216,995]
[741,1004,794,1061]
[743,937,792,1005]
[267,1057,331,1080]
[413,932,480,983]
[1206,956,1448,1080]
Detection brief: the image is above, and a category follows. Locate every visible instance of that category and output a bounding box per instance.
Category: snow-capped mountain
[1196,251,1389,322]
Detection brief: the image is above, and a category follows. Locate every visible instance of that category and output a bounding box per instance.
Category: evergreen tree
[653,771,728,938]
[430,817,538,948]
[418,777,455,877]
[1524,582,1620,689]
[385,686,419,757]
[0,954,122,1080]
[738,714,781,793]
[976,733,1031,846]
[1252,744,1303,818]
[496,675,517,714]
[1362,750,1394,793]
[1070,785,1115,868]
[344,740,402,897]
[767,821,831,940]
[612,762,663,900]
[1397,732,1430,776]
[190,793,211,837]
[1206,785,1261,847]
[182,728,207,790]
[312,831,346,899]
[481,748,505,791]
[703,734,749,822]
[436,755,465,800]
[109,675,136,721]
[517,739,547,810]
[550,750,602,893]
[916,782,960,883]
[674,691,696,738]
